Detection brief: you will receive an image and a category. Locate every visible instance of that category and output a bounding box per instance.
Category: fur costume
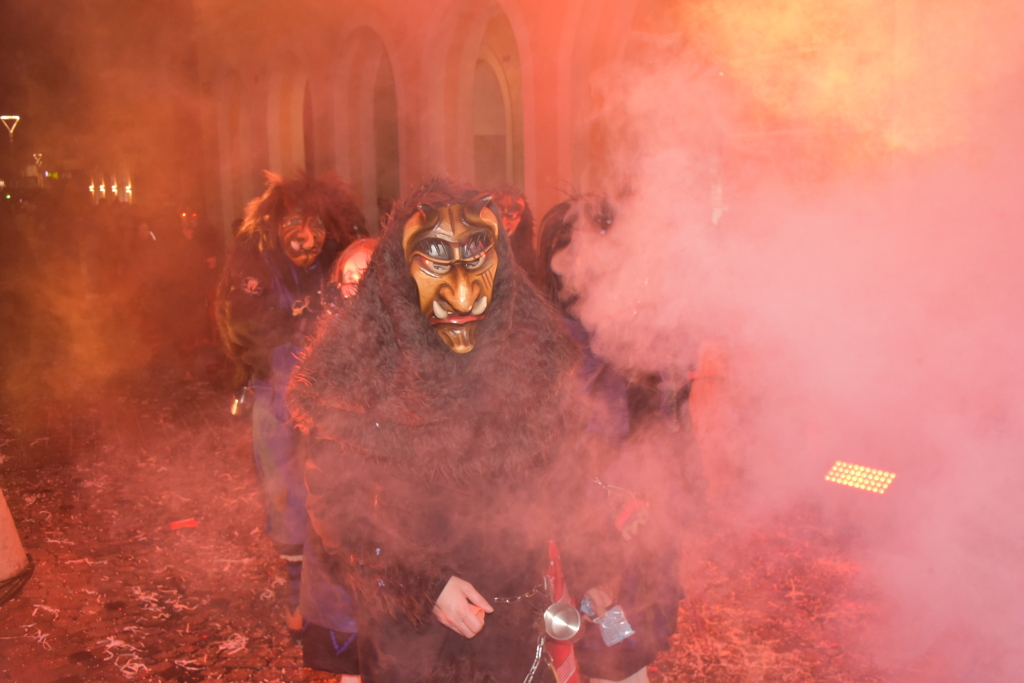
[213,171,365,623]
[237,171,366,254]
[289,178,617,681]
[216,172,365,384]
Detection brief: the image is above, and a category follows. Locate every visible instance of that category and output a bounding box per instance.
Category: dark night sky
[0,0,202,206]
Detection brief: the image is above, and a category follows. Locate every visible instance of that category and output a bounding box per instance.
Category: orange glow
[670,0,1021,158]
[825,461,895,494]
[689,0,891,135]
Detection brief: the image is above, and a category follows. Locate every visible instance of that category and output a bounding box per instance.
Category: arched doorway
[268,54,311,175]
[373,53,400,220]
[422,1,529,190]
[471,11,524,189]
[334,28,401,229]
[218,70,255,231]
[302,82,315,175]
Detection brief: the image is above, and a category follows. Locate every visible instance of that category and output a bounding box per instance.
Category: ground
[0,369,345,683]
[0,364,888,683]
[653,514,888,683]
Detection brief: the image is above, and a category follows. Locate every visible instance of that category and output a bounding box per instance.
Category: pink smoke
[552,3,1024,679]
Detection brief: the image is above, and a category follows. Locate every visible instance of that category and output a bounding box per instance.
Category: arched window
[269,55,310,174]
[218,70,254,229]
[471,10,523,188]
[373,52,400,217]
[303,81,315,174]
[334,28,401,228]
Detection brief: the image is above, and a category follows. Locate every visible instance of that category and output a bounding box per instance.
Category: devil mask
[278,211,327,268]
[494,192,525,236]
[402,196,499,353]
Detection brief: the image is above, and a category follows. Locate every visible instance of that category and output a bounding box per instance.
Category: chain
[492,583,545,604]
[592,477,641,499]
[521,634,546,683]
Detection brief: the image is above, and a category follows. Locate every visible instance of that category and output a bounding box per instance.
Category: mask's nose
[440,267,481,314]
[293,225,315,251]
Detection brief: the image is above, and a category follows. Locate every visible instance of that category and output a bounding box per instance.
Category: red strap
[546,538,565,601]
[543,539,580,683]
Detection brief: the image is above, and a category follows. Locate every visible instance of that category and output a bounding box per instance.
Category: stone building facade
[194,0,674,232]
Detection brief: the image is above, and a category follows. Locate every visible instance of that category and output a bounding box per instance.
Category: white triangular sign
[1,116,19,142]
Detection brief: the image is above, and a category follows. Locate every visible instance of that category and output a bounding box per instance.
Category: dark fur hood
[289,178,583,485]
[239,171,366,252]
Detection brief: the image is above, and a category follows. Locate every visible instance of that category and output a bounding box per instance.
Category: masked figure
[402,199,499,353]
[289,178,617,682]
[537,197,691,683]
[491,186,538,284]
[215,171,365,640]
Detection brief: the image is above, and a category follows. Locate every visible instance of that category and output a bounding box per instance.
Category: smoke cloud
[554,1,1024,680]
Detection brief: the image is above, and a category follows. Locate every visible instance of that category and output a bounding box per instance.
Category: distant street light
[0,116,19,142]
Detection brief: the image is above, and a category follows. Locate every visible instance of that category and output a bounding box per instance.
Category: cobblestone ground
[0,368,345,683]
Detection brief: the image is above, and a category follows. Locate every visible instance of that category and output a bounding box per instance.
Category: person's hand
[583,586,615,620]
[433,576,494,638]
[616,498,649,541]
[291,296,311,316]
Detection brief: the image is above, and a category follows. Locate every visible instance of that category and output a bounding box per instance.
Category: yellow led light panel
[825,461,896,494]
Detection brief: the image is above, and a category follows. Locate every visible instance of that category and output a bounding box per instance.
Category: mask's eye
[414,238,454,275]
[416,238,454,262]
[283,215,324,234]
[425,260,451,274]
[460,232,493,259]
[460,232,494,269]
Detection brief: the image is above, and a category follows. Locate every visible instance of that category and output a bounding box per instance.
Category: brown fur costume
[289,178,614,681]
[237,170,366,252]
[216,172,365,385]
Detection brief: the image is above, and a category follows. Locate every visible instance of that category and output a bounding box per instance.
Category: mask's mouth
[431,314,484,326]
[290,241,321,257]
[286,241,321,264]
[430,297,488,324]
